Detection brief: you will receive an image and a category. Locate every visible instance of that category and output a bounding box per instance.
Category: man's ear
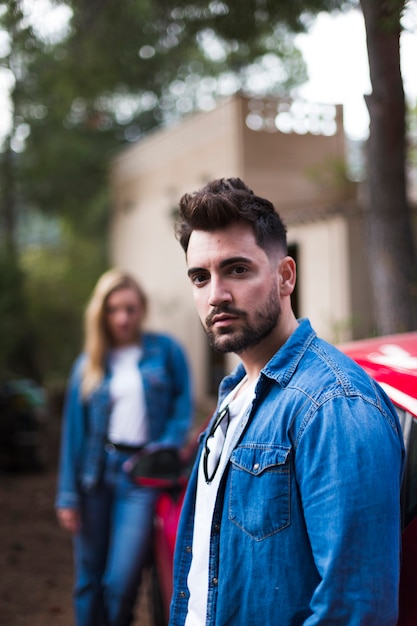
[279,256,296,296]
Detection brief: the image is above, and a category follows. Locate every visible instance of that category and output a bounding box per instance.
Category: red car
[139,332,417,626]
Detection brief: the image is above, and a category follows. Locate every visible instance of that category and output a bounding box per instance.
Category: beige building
[110,94,371,405]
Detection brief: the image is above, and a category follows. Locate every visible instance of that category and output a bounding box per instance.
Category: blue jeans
[73,447,157,626]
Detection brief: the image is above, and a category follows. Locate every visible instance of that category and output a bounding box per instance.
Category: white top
[107,345,149,445]
[185,377,257,626]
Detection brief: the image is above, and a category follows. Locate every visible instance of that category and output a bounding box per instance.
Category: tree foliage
[0,0,317,385]
[4,0,321,237]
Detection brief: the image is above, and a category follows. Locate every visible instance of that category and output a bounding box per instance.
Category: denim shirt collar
[218,318,317,406]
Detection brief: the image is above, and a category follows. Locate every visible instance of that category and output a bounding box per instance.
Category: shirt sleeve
[296,393,403,625]
[55,357,86,510]
[152,336,194,448]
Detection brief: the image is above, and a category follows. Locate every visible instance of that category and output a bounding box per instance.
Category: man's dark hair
[175,178,288,256]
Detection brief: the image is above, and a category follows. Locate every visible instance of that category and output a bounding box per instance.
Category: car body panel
[338,332,417,414]
[154,490,185,623]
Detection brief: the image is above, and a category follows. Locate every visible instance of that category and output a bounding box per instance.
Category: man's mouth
[206,308,243,330]
[210,314,237,328]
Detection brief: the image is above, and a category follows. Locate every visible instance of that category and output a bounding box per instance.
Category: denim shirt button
[253,463,260,471]
[212,577,218,586]
[185,545,192,553]
[214,523,220,532]
[180,591,187,598]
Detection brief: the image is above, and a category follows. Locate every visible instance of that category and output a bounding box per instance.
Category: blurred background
[0,0,417,454]
[0,0,416,460]
[1,2,417,623]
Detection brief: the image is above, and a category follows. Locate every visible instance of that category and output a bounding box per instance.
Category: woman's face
[104,287,145,347]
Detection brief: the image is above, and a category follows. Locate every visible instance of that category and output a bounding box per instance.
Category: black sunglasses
[203,405,230,484]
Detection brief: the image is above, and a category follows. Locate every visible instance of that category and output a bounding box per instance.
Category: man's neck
[238,312,298,384]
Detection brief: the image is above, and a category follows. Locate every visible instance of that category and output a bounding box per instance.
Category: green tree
[20,0,308,232]
[0,1,42,380]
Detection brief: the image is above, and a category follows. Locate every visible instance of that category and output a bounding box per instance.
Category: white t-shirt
[185,377,257,626]
[107,345,149,445]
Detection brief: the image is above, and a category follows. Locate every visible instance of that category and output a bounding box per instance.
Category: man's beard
[205,288,281,354]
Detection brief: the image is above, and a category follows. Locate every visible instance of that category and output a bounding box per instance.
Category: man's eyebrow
[187,267,205,277]
[220,256,252,267]
[187,256,253,277]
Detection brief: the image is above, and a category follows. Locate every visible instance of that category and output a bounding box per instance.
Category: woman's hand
[56,507,81,534]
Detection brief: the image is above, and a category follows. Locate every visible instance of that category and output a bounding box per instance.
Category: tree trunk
[360,0,417,334]
[0,139,17,255]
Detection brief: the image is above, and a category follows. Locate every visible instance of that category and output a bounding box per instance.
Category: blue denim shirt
[56,331,193,510]
[170,319,405,626]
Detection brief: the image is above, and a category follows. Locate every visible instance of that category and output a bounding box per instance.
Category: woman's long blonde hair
[81,268,148,398]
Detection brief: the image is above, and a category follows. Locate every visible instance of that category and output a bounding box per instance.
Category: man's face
[186,222,282,354]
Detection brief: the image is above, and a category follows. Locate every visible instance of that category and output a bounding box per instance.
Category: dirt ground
[0,416,153,626]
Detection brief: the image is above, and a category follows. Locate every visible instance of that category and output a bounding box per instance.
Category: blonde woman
[55,269,193,626]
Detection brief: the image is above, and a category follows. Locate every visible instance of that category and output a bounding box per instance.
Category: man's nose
[208,277,232,307]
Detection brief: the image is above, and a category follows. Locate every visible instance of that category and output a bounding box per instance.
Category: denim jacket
[56,331,193,510]
[170,319,405,626]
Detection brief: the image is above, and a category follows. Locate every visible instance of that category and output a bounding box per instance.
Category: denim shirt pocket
[228,445,291,540]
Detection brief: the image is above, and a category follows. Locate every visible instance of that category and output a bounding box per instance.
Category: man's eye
[191,274,208,285]
[231,266,247,275]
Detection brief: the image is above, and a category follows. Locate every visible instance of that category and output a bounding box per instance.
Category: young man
[170,177,405,626]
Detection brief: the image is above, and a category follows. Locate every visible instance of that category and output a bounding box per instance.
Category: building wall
[346,213,375,339]
[287,217,352,344]
[110,94,365,404]
[238,98,347,215]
